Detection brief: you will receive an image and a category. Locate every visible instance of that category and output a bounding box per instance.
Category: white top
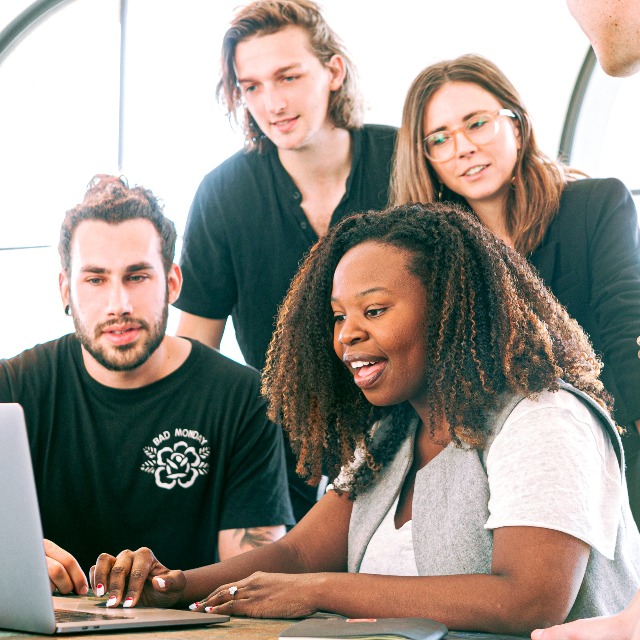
[359,494,419,576]
[485,389,621,559]
[354,389,622,573]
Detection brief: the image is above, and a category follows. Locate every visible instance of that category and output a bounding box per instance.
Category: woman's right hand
[90,547,186,609]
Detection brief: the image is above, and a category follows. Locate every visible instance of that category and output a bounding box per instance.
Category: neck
[80,335,192,389]
[410,402,451,466]
[277,126,352,188]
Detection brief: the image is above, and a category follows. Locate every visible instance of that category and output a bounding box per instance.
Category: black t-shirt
[175,124,397,371]
[0,335,293,572]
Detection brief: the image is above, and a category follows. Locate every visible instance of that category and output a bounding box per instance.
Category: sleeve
[586,179,640,424]
[174,171,238,319]
[218,390,295,530]
[0,359,16,402]
[485,391,622,559]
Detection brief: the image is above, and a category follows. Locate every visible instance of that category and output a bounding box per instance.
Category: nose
[337,315,367,346]
[455,129,477,157]
[107,282,133,317]
[264,85,286,114]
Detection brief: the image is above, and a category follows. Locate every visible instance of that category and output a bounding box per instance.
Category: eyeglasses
[422,108,517,163]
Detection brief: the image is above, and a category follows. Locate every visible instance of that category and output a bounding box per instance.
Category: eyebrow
[330,286,392,302]
[237,63,303,85]
[425,109,488,136]
[79,262,156,274]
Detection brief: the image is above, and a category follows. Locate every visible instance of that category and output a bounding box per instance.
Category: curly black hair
[262,202,610,497]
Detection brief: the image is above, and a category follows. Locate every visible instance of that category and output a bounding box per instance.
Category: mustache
[94,316,150,338]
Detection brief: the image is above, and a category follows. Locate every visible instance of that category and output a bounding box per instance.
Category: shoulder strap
[555,380,623,467]
[480,393,525,471]
[480,382,623,472]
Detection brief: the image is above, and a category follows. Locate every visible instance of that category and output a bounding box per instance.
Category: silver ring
[229,586,238,596]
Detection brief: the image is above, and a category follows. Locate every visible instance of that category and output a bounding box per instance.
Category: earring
[436,181,444,201]
[510,175,517,189]
[64,305,71,316]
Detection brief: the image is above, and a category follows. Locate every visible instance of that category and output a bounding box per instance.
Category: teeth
[465,165,486,176]
[351,361,375,369]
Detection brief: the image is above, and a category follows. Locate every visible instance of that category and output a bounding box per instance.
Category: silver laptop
[0,403,230,634]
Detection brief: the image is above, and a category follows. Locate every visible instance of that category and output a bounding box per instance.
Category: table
[0,598,523,639]
[0,616,295,639]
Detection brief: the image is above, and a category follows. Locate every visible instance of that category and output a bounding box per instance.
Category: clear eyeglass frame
[422,108,517,162]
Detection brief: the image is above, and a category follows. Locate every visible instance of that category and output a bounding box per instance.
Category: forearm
[175,312,226,350]
[180,536,308,605]
[217,526,287,561]
[309,571,573,635]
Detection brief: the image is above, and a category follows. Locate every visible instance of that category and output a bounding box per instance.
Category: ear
[513,114,523,150]
[167,263,183,305]
[59,270,70,309]
[326,54,347,91]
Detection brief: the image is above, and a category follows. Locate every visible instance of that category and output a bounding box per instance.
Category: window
[0,0,595,360]
[560,49,640,210]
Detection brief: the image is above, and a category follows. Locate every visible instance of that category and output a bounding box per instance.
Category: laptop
[0,403,230,634]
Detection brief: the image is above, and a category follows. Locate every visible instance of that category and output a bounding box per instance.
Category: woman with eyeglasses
[390,54,640,502]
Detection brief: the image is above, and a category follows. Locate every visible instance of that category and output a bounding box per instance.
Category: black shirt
[0,336,294,572]
[175,124,397,371]
[529,178,640,426]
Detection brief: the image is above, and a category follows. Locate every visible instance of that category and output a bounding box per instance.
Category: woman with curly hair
[390,55,640,486]
[91,202,640,635]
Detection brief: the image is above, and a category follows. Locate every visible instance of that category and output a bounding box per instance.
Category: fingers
[531,615,627,640]
[43,539,88,595]
[90,547,182,609]
[190,582,247,616]
[90,552,117,599]
[102,548,159,608]
[531,626,578,640]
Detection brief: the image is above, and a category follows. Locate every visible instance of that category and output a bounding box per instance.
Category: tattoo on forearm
[232,527,282,550]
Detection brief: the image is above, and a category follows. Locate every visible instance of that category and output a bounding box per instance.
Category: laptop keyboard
[55,609,129,622]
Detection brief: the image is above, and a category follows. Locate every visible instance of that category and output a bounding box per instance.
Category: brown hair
[262,202,610,496]
[389,54,582,255]
[59,174,176,274]
[217,0,363,152]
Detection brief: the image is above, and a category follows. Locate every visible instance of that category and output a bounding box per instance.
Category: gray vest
[348,382,640,620]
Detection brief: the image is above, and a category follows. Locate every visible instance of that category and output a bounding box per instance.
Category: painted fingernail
[123,597,133,608]
[188,602,199,611]
[205,607,214,613]
[155,577,166,589]
[106,596,117,608]
[95,584,105,597]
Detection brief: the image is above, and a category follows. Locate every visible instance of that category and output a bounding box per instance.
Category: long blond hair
[389,54,580,254]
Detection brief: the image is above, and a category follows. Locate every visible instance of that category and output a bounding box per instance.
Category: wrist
[307,572,342,614]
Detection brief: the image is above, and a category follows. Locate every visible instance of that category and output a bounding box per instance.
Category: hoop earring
[64,305,71,316]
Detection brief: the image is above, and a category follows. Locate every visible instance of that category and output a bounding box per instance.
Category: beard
[70,302,168,372]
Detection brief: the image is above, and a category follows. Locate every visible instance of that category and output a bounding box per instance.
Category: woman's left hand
[190,571,320,619]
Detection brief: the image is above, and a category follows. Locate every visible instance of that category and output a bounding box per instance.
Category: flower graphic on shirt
[140,441,210,490]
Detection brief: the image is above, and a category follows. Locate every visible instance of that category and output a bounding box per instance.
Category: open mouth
[348,359,387,389]
[102,325,141,346]
[272,116,299,132]
[463,164,488,177]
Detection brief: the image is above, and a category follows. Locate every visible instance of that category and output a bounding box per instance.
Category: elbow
[487,591,574,636]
